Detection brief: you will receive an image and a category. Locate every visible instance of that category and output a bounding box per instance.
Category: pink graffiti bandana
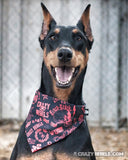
[25,90,86,153]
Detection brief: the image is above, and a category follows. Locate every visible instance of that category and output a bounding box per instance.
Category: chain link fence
[0,0,128,129]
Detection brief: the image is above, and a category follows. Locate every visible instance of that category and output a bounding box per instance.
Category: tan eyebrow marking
[72,28,79,34]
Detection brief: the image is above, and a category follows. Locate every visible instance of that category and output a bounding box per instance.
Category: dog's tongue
[55,67,73,83]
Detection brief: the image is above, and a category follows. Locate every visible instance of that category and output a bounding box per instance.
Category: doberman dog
[10,3,96,160]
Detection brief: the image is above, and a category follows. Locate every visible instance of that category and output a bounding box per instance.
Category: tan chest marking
[17,149,54,160]
[56,152,88,160]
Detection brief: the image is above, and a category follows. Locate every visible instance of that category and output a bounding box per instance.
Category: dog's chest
[17,151,88,160]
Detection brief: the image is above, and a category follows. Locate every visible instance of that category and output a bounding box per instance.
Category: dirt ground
[0,120,128,160]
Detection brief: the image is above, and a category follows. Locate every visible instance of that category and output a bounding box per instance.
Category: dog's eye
[49,35,57,41]
[75,35,82,41]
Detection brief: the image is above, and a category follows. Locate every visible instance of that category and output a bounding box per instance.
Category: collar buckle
[85,108,89,116]
[84,104,89,116]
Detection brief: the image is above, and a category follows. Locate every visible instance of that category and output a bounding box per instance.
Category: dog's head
[39,3,93,100]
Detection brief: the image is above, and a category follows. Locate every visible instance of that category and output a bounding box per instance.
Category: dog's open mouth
[51,66,80,88]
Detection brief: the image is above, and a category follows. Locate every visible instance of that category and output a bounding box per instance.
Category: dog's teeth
[66,81,69,84]
[58,80,70,85]
[55,68,57,73]
[72,68,75,73]
[56,74,59,81]
[68,75,72,81]
[62,81,66,85]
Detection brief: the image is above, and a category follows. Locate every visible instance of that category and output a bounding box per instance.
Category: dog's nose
[57,48,73,62]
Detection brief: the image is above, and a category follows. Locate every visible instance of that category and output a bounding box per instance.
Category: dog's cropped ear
[77,4,93,51]
[39,3,56,49]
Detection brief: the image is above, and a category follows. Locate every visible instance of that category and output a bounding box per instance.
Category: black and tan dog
[10,3,96,160]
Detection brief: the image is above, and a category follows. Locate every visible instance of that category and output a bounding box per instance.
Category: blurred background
[0,0,128,159]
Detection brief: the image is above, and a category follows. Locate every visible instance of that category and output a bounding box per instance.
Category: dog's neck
[39,62,87,105]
